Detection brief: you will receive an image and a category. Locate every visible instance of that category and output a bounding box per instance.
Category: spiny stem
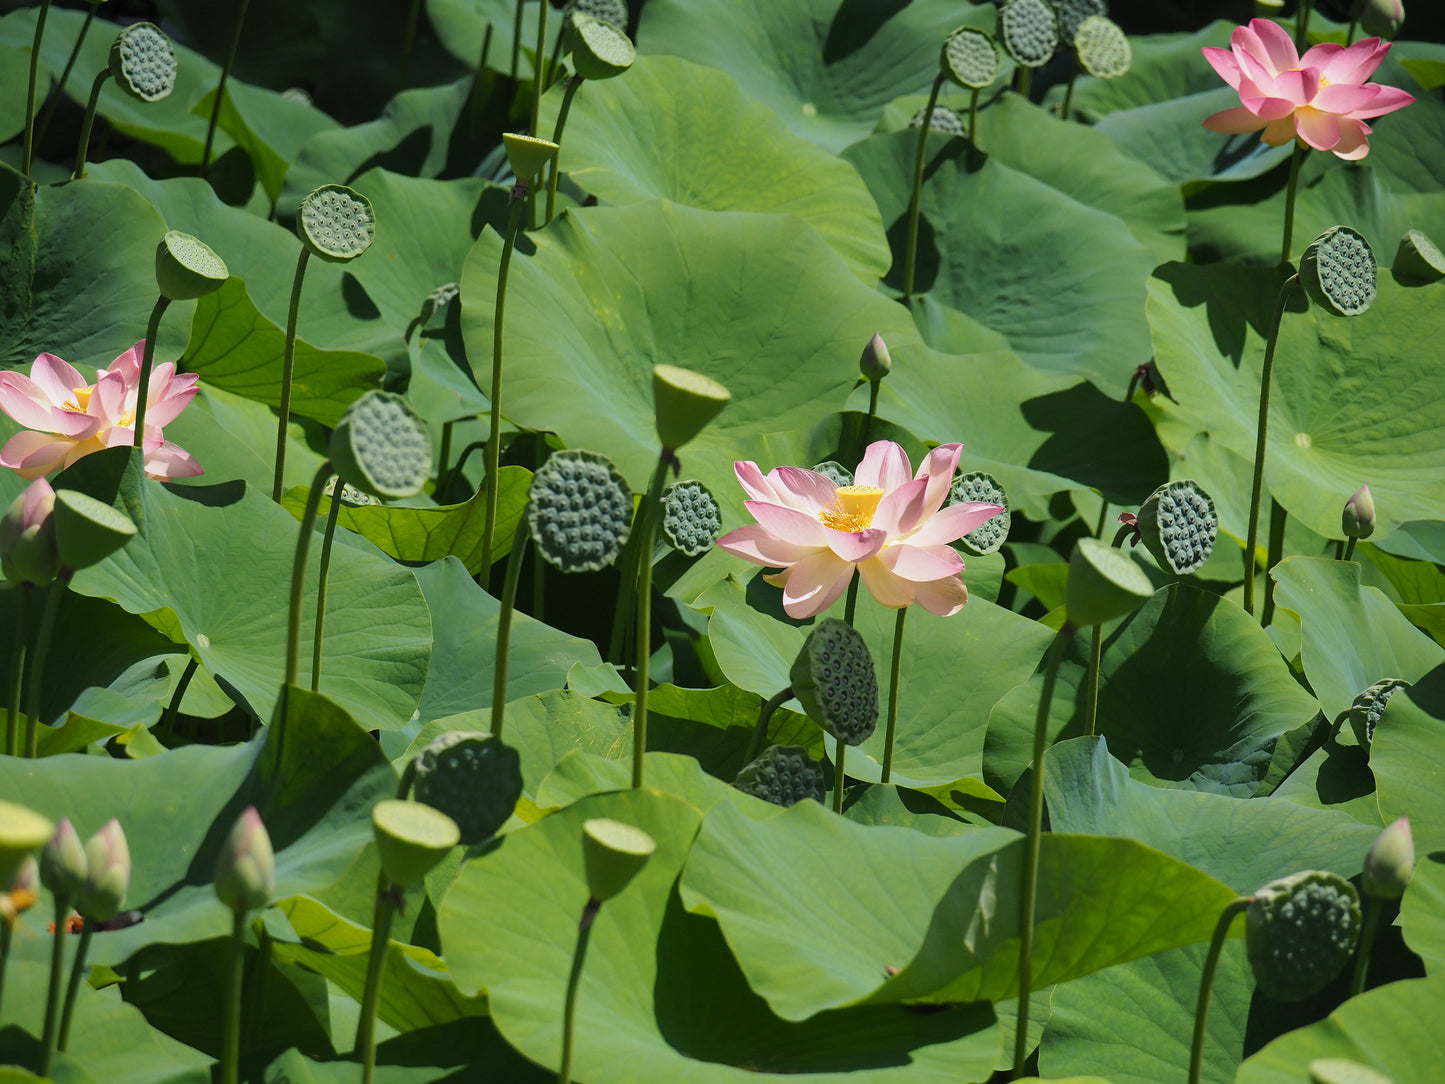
[1189,898,1252,1084]
[843,576,860,627]
[202,0,251,175]
[880,606,907,784]
[286,461,332,690]
[744,688,791,767]
[630,452,671,790]
[1060,70,1078,120]
[22,0,53,176]
[481,189,529,574]
[132,296,172,450]
[558,897,600,1084]
[24,575,67,758]
[272,247,312,502]
[863,380,880,449]
[1243,276,1299,617]
[311,481,344,692]
[545,76,584,223]
[491,516,531,740]
[903,74,946,305]
[71,65,108,179]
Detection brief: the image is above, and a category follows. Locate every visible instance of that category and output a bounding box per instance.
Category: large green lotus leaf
[536,749,761,816]
[0,43,36,144]
[1271,557,1445,724]
[1235,974,1445,1084]
[697,576,806,696]
[0,687,395,965]
[427,0,562,78]
[438,788,1003,1082]
[163,384,327,494]
[1148,263,1445,541]
[70,473,430,729]
[1373,665,1445,856]
[536,54,890,281]
[189,78,340,203]
[1401,855,1445,974]
[841,130,1156,391]
[637,0,993,153]
[681,798,1236,1018]
[1043,737,1377,892]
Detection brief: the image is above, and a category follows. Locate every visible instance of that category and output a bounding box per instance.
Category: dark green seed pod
[1301,226,1377,318]
[942,27,999,90]
[329,391,433,500]
[734,746,826,807]
[662,480,721,557]
[110,23,176,102]
[949,472,1010,556]
[1073,15,1130,79]
[155,231,229,301]
[1309,1059,1393,1084]
[1056,0,1107,45]
[789,618,879,747]
[410,732,524,846]
[1000,0,1059,68]
[1135,480,1217,575]
[1392,229,1445,286]
[569,13,635,81]
[1246,870,1361,1002]
[910,105,965,136]
[811,461,854,489]
[1348,677,1409,752]
[297,185,376,264]
[564,0,628,25]
[527,450,633,572]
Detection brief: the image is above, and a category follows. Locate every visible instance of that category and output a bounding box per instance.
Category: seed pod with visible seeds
[155,231,229,301]
[1301,226,1377,318]
[1000,0,1059,68]
[110,23,176,102]
[1055,0,1107,44]
[527,450,633,572]
[789,618,879,747]
[942,27,999,90]
[1073,15,1131,79]
[949,472,1010,556]
[329,391,433,501]
[811,461,854,489]
[734,746,826,807]
[297,186,376,264]
[410,732,523,845]
[661,481,721,557]
[1134,480,1217,575]
[1245,870,1361,1001]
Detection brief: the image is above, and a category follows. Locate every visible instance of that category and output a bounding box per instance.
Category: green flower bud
[1342,484,1375,540]
[653,364,730,452]
[0,800,55,889]
[214,806,275,914]
[1065,537,1154,627]
[1363,816,1414,900]
[859,333,891,381]
[1359,0,1404,39]
[372,800,459,887]
[40,817,89,900]
[77,819,130,923]
[581,818,655,902]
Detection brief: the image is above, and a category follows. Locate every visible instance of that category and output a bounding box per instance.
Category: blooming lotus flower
[0,342,202,480]
[716,441,1003,619]
[1202,19,1413,160]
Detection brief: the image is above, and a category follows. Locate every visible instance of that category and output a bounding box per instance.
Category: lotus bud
[1342,484,1375,540]
[789,618,879,746]
[214,806,276,914]
[1359,0,1404,39]
[859,333,891,381]
[2,854,40,927]
[1363,817,1414,900]
[77,819,130,922]
[1246,870,1361,1001]
[0,478,59,586]
[581,818,655,902]
[652,364,730,452]
[0,800,54,888]
[40,817,89,901]
[372,800,459,887]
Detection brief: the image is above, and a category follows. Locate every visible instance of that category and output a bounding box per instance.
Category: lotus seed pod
[811,461,854,489]
[52,490,137,572]
[1391,230,1444,286]
[0,478,59,586]
[1363,816,1414,900]
[910,104,965,135]
[1359,0,1405,39]
[1341,483,1376,540]
[418,281,460,326]
[789,618,879,747]
[949,472,1010,556]
[653,364,730,452]
[527,449,633,572]
[733,746,826,807]
[564,0,628,26]
[109,22,176,102]
[297,185,376,264]
[410,731,524,845]
[322,476,380,507]
[1245,870,1361,1001]
[329,391,433,500]
[1348,676,1408,751]
[372,800,460,887]
[859,332,891,381]
[155,230,229,301]
[661,480,721,557]
[77,819,130,923]
[2,854,40,927]
[569,13,635,81]
[942,27,999,90]
[1073,15,1131,79]
[1000,0,1059,68]
[502,133,560,181]
[214,807,275,915]
[40,818,89,900]
[0,801,55,889]
[581,818,655,902]
[1309,1059,1394,1084]
[281,87,313,107]
[1065,537,1153,627]
[1301,226,1377,318]
[1055,0,1107,44]
[1134,480,1217,575]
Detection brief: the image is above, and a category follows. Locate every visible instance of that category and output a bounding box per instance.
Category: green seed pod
[1391,230,1444,286]
[789,618,879,747]
[564,0,628,25]
[40,818,89,900]
[1065,537,1154,627]
[949,472,1010,556]
[155,231,229,301]
[1000,0,1059,68]
[109,22,176,102]
[1342,483,1376,540]
[581,818,655,902]
[1056,0,1107,44]
[329,391,433,501]
[1363,816,1414,901]
[52,490,136,572]
[372,800,460,887]
[859,332,891,381]
[417,282,460,327]
[281,87,313,107]
[661,480,721,557]
[653,364,730,452]
[811,461,854,489]
[909,104,965,135]
[1135,480,1217,575]
[1348,676,1408,751]
[569,13,635,81]
[502,133,561,182]
[297,185,376,264]
[1359,0,1405,40]
[0,801,55,890]
[410,732,524,846]
[322,476,380,507]
[1246,870,1361,1001]
[214,806,275,915]
[1073,15,1131,78]
[527,450,633,572]
[942,27,999,90]
[733,746,826,807]
[77,819,130,923]
[1301,226,1377,318]
[1309,1059,1394,1084]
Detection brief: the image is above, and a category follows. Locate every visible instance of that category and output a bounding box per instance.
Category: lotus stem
[832,740,847,814]
[546,19,569,93]
[203,0,251,175]
[157,655,199,744]
[132,295,172,450]
[445,440,487,502]
[436,422,454,493]
[843,577,860,627]
[1013,626,1072,1078]
[37,892,71,1077]
[863,379,880,449]
[1084,623,1102,737]
[56,922,94,1051]
[1060,70,1078,120]
[510,0,524,79]
[903,73,946,305]
[1350,897,1383,996]
[1343,537,1358,562]
[1280,140,1307,266]
[0,920,11,1018]
[607,454,666,666]
[272,247,312,503]
[744,688,791,767]
[25,575,68,758]
[400,0,421,90]
[530,0,549,137]
[1347,18,1359,45]
[546,76,584,224]
[558,896,600,1084]
[481,188,528,575]
[968,87,980,148]
[1189,897,1252,1084]
[71,66,109,180]
[880,606,907,784]
[1262,499,1286,626]
[311,479,344,692]
[34,0,99,150]
[1243,275,1299,617]
[286,461,332,692]
[1294,0,1313,54]
[6,586,28,757]
[219,909,246,1084]
[356,875,397,1084]
[491,516,531,740]
[470,23,495,122]
[1016,66,1033,101]
[22,0,53,176]
[630,452,671,790]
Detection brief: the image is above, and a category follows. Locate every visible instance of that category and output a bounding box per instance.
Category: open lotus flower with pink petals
[1202,19,1413,160]
[0,342,202,481]
[716,441,1004,619]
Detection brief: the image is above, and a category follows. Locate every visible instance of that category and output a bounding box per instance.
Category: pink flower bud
[0,478,59,585]
[214,807,275,914]
[77,819,130,922]
[40,817,89,900]
[1363,816,1414,899]
[1342,484,1376,540]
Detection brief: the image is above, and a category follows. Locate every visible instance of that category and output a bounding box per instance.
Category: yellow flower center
[1320,74,1331,88]
[818,485,884,533]
[62,385,93,413]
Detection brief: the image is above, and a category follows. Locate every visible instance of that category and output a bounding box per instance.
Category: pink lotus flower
[0,342,202,480]
[1202,19,1413,160]
[716,441,1004,619]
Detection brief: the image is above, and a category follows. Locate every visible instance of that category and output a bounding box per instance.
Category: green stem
[546,18,569,92]
[1094,501,1110,540]
[1016,66,1033,101]
[1350,896,1383,997]
[220,909,247,1084]
[310,480,343,692]
[744,688,791,768]
[71,67,108,180]
[491,516,531,740]
[37,893,70,1078]
[356,877,396,1084]
[1335,538,1345,561]
[863,380,880,450]
[1343,537,1358,562]
[1346,17,1359,45]
[531,0,549,136]
[482,190,529,575]
[1084,623,1102,738]
[1262,498,1286,627]
[843,576,860,627]
[272,247,312,503]
[630,453,671,790]
[157,655,199,744]
[832,739,847,814]
[1243,275,1299,618]
[903,74,945,305]
[1280,140,1307,266]
[1295,0,1313,54]
[131,296,172,450]
[1013,627,1072,1078]
[22,0,53,176]
[6,586,29,758]
[24,575,67,759]
[56,923,93,1051]
[203,0,251,175]
[545,76,583,224]
[34,0,98,150]
[400,0,421,89]
[446,440,487,501]
[510,0,524,79]
[880,606,907,784]
[607,455,667,665]
[0,920,11,1019]
[286,461,332,690]
[967,87,980,148]
[436,422,454,495]
[1188,897,1252,1084]
[558,897,600,1084]
[1060,69,1078,120]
